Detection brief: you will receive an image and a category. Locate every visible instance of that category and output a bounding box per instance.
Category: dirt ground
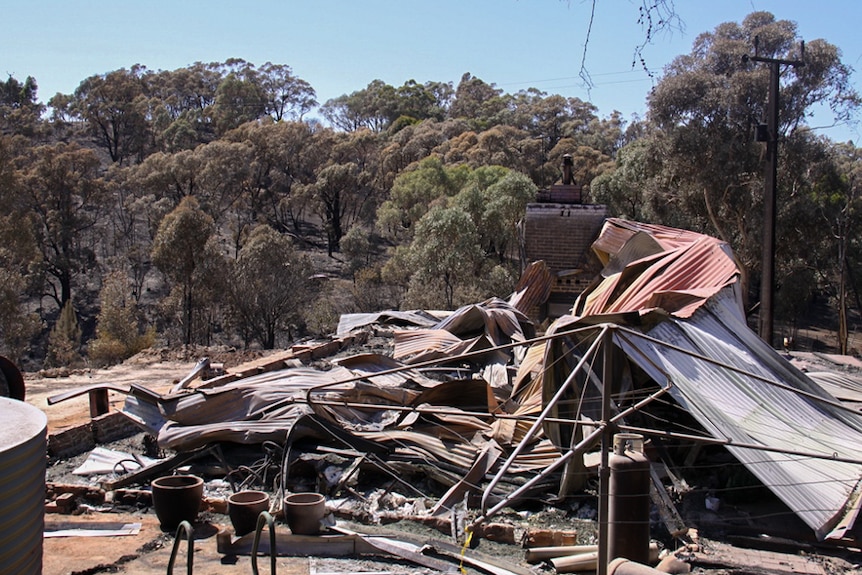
[26,346,274,432]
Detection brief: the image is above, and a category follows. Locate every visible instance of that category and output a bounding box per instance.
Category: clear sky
[3,0,860,142]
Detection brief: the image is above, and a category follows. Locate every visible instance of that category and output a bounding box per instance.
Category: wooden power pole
[743,38,804,347]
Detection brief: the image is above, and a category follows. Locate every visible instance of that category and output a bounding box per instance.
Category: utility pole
[743,38,804,347]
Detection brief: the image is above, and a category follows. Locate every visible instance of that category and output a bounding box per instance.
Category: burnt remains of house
[524,154,608,319]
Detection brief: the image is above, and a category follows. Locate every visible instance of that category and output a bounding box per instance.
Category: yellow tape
[459,527,474,574]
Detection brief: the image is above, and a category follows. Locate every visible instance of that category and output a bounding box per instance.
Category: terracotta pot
[227,490,270,536]
[284,492,325,535]
[151,474,203,531]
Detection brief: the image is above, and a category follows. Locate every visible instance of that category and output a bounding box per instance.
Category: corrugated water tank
[0,396,47,574]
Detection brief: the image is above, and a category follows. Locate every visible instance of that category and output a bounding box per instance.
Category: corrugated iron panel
[336,310,441,336]
[578,225,739,319]
[807,372,862,404]
[367,428,557,473]
[557,215,862,538]
[393,329,469,361]
[509,260,552,314]
[332,353,437,389]
[591,218,706,264]
[614,291,862,540]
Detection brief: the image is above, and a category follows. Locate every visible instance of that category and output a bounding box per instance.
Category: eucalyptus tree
[258,62,317,121]
[0,74,44,138]
[322,79,452,133]
[194,140,254,223]
[151,196,224,345]
[289,128,386,255]
[595,12,859,314]
[0,135,40,360]
[576,111,627,158]
[448,73,511,130]
[812,142,862,353]
[124,149,200,207]
[321,80,397,132]
[58,66,151,164]
[379,160,535,308]
[393,79,453,122]
[146,63,223,150]
[301,162,357,256]
[388,205,485,310]
[450,166,537,263]
[376,156,469,241]
[590,138,657,221]
[509,91,600,149]
[227,225,315,348]
[226,119,323,234]
[381,119,447,176]
[211,72,268,135]
[88,270,155,365]
[18,142,109,309]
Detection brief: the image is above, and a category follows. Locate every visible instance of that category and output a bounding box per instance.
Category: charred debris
[45,218,862,573]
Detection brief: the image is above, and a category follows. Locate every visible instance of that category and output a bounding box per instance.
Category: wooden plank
[648,464,688,538]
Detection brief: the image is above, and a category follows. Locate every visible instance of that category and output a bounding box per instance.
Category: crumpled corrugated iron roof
[617,290,862,539]
[100,214,862,542]
[336,309,443,336]
[574,218,741,319]
[547,218,862,540]
[393,298,533,371]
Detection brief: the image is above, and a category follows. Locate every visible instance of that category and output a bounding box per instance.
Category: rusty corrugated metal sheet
[509,260,552,314]
[576,220,740,319]
[333,353,438,388]
[593,218,711,256]
[491,343,546,445]
[336,310,441,336]
[393,299,532,366]
[393,329,479,362]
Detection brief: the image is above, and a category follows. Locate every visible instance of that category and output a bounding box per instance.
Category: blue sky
[3,0,860,142]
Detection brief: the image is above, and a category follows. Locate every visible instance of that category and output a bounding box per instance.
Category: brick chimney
[523,153,608,319]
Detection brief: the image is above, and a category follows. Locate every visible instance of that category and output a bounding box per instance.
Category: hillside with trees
[1,11,860,370]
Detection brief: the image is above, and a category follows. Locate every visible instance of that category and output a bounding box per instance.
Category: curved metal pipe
[251,511,277,575]
[166,520,194,575]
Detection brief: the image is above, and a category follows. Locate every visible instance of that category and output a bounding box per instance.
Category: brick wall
[47,423,95,459]
[47,412,140,458]
[524,203,608,298]
[92,411,140,444]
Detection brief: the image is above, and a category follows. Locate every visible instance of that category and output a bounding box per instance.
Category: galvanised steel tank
[0,396,47,574]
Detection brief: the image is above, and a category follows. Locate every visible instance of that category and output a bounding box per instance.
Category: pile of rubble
[40,218,862,574]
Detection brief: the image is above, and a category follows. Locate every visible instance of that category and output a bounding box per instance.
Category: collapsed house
[46,218,862,553]
[534,219,862,542]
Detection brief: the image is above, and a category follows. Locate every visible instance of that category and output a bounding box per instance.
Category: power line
[496,70,652,88]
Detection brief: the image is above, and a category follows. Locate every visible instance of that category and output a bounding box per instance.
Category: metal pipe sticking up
[561,154,576,185]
